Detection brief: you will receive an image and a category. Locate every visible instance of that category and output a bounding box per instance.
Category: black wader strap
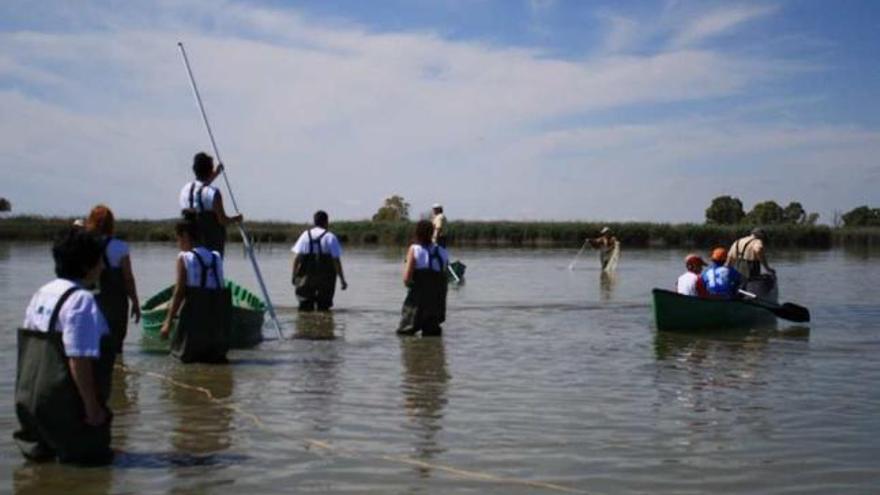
[101,237,112,268]
[210,252,221,288]
[308,230,328,257]
[738,237,757,261]
[196,184,206,212]
[191,249,209,288]
[188,182,197,210]
[428,245,442,272]
[48,286,82,333]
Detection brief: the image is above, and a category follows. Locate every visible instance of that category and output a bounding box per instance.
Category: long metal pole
[177,42,284,340]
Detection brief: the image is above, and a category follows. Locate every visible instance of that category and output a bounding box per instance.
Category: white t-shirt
[291,228,342,258]
[677,272,700,296]
[179,181,218,212]
[102,237,130,269]
[22,279,109,358]
[410,244,449,271]
[180,248,225,289]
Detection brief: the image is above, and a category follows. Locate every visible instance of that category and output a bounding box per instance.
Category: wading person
[291,210,348,311]
[702,247,742,299]
[431,203,448,248]
[160,220,231,364]
[14,228,115,465]
[588,227,621,273]
[677,254,708,297]
[397,220,449,336]
[178,152,242,257]
[85,205,141,353]
[727,227,776,279]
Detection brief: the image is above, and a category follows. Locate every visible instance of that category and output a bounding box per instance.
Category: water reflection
[164,363,235,455]
[109,360,139,454]
[599,272,616,302]
[294,311,337,340]
[294,313,342,433]
[399,337,449,478]
[14,462,114,495]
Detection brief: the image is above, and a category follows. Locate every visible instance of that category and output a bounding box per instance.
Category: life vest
[170,249,231,364]
[95,237,129,353]
[398,245,448,336]
[293,230,338,306]
[14,285,115,464]
[701,264,741,299]
[182,181,227,257]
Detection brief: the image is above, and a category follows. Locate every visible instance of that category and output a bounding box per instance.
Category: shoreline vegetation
[2,215,879,249]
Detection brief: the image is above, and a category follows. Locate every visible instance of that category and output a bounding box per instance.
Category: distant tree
[0,197,10,213]
[745,200,785,225]
[841,206,880,227]
[804,212,820,225]
[372,195,410,222]
[782,202,806,224]
[705,195,745,225]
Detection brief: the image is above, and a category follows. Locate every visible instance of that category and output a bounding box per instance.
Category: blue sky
[1,0,878,222]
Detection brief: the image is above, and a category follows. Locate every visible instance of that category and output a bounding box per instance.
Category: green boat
[447,260,466,284]
[652,288,777,332]
[140,280,266,348]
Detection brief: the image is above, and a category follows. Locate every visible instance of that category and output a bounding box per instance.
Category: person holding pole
[291,210,348,311]
[179,152,242,257]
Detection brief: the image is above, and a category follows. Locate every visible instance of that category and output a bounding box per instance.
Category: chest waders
[171,250,232,364]
[14,286,115,465]
[184,182,227,257]
[293,230,337,310]
[397,246,448,336]
[96,237,129,353]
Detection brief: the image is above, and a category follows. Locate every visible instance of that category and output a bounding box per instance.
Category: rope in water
[117,363,586,493]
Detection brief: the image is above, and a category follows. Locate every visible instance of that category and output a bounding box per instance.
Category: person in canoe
[14,228,115,465]
[677,253,708,297]
[84,205,141,353]
[431,203,448,248]
[160,220,231,364]
[397,220,449,336]
[588,227,620,273]
[701,247,743,299]
[291,210,348,311]
[727,227,776,280]
[178,152,242,257]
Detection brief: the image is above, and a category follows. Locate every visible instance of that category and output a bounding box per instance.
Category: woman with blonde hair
[85,205,140,353]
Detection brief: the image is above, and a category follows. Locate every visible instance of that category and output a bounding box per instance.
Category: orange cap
[711,247,727,263]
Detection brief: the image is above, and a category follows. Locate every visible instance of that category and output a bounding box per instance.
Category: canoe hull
[141,280,266,349]
[652,288,776,332]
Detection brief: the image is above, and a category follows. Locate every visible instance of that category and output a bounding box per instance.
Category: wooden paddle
[738,289,811,323]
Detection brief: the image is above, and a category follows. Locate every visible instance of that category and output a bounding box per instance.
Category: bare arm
[69,357,107,426]
[755,246,775,274]
[121,255,141,323]
[292,253,302,281]
[160,257,187,339]
[403,247,416,286]
[334,258,348,290]
[213,192,243,226]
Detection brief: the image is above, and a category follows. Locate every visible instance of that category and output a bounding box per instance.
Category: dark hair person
[397,220,449,336]
[178,152,242,257]
[160,219,231,363]
[14,228,115,465]
[291,210,348,311]
[85,204,140,353]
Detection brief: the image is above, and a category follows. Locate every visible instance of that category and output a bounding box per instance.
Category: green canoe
[140,280,266,348]
[447,260,466,284]
[652,288,777,332]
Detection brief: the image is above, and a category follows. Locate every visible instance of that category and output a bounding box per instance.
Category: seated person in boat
[291,210,348,311]
[160,220,231,364]
[677,253,708,297]
[178,152,242,257]
[397,220,449,336]
[85,204,141,353]
[726,227,776,280]
[701,247,743,299]
[15,228,115,465]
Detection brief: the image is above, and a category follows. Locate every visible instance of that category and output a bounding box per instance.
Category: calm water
[1,242,879,494]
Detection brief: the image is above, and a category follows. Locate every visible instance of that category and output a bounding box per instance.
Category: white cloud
[670,4,778,48]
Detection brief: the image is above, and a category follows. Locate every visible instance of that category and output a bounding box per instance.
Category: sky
[0,0,878,223]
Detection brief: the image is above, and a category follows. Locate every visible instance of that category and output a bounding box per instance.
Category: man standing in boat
[431,203,448,248]
[727,227,776,280]
[179,152,242,257]
[291,210,348,311]
[588,227,620,273]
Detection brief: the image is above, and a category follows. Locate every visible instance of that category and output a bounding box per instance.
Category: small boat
[447,260,466,284]
[652,288,777,332]
[140,280,266,348]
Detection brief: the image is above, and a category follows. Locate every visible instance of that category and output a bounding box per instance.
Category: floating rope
[117,363,586,493]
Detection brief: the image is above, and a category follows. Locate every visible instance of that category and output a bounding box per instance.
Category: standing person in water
[727,227,776,280]
[291,210,348,311]
[160,220,231,364]
[397,220,449,336]
[15,228,115,465]
[178,152,242,257]
[431,203,448,248]
[588,227,621,273]
[84,205,141,353]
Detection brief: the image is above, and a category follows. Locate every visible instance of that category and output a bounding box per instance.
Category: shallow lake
[1,242,879,494]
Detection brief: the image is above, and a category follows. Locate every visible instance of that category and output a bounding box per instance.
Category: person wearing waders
[85,205,141,353]
[397,220,449,336]
[588,226,621,273]
[178,152,242,257]
[14,228,115,465]
[291,210,348,311]
[160,220,231,364]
